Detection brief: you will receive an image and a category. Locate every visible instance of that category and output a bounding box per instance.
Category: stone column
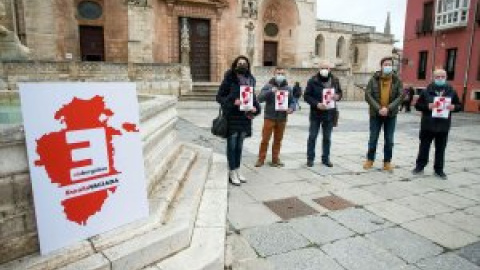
[179,17,192,95]
[245,21,255,63]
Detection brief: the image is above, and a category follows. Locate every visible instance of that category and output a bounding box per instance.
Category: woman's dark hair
[294,82,300,87]
[230,55,251,72]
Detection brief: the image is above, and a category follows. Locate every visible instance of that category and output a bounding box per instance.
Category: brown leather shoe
[255,160,264,167]
[270,160,285,167]
[383,162,394,172]
[363,160,374,170]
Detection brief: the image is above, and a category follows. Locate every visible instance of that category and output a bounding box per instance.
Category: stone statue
[245,21,255,61]
[0,2,30,61]
[248,0,257,19]
[242,0,249,17]
[180,17,190,66]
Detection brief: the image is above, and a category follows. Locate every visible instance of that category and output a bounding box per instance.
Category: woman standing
[216,56,261,186]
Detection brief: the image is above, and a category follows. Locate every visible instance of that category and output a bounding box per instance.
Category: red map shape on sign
[35,95,134,225]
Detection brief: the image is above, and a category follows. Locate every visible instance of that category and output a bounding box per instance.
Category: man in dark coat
[304,61,343,167]
[412,68,462,179]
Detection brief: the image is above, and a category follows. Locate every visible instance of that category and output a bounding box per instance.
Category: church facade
[1,0,394,84]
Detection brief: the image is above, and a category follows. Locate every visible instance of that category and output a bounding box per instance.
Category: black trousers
[415,130,449,172]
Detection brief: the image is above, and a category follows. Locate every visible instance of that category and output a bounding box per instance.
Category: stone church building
[1,0,394,84]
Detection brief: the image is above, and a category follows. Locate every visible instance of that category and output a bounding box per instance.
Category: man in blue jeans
[363,57,404,171]
[304,61,342,167]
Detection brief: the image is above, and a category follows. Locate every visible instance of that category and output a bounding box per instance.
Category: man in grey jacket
[255,67,295,167]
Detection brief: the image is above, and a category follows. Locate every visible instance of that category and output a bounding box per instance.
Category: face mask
[275,75,286,84]
[382,66,393,75]
[319,69,329,77]
[236,65,248,74]
[434,79,446,86]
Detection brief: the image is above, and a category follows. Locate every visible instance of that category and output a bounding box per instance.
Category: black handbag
[211,108,228,138]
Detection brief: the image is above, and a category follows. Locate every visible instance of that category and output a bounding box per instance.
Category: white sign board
[19,82,149,255]
[275,89,289,111]
[240,86,254,111]
[432,96,451,119]
[322,88,336,109]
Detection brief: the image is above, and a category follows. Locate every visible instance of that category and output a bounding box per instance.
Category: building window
[336,36,345,58]
[418,51,428,80]
[445,48,457,80]
[353,47,359,64]
[78,1,103,20]
[435,0,470,30]
[315,35,324,57]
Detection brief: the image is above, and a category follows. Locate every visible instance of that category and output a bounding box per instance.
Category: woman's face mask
[319,68,329,77]
[382,66,393,75]
[275,74,286,84]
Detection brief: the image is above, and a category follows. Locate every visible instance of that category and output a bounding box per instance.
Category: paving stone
[241,184,294,202]
[313,195,356,211]
[306,163,352,176]
[393,195,455,216]
[321,236,410,270]
[435,212,480,236]
[415,253,480,270]
[457,241,480,266]
[268,248,345,270]
[332,188,387,205]
[385,181,436,195]
[366,227,443,263]
[465,206,480,217]
[448,186,480,202]
[289,215,355,245]
[226,234,258,263]
[242,223,310,257]
[232,258,275,270]
[365,201,425,224]
[228,188,257,204]
[402,218,478,249]
[276,181,323,196]
[361,182,415,200]
[228,203,282,230]
[264,197,318,220]
[422,191,477,209]
[328,208,394,234]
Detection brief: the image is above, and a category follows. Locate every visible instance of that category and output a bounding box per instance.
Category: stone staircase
[179,82,220,101]
[0,96,228,270]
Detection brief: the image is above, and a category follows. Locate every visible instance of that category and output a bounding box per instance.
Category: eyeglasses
[434,75,447,79]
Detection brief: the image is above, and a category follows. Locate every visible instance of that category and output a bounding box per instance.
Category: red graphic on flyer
[275,90,289,111]
[432,96,451,119]
[34,96,139,225]
[240,86,254,111]
[322,88,336,109]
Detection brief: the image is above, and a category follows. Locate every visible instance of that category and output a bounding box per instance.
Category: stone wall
[0,94,179,265]
[0,61,184,96]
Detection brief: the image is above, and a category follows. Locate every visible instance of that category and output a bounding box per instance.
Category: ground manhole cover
[313,195,355,211]
[264,197,318,220]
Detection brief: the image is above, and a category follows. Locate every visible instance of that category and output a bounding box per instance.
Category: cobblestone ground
[177,101,480,270]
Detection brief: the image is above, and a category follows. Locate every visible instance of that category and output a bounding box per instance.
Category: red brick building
[402,0,480,112]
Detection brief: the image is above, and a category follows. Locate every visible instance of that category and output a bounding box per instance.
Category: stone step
[179,95,217,102]
[152,153,228,270]
[0,144,214,270]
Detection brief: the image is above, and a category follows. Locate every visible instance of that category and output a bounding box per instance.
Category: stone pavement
[177,101,480,270]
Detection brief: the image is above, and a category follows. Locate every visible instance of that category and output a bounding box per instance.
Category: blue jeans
[307,118,333,163]
[367,116,397,162]
[227,132,246,170]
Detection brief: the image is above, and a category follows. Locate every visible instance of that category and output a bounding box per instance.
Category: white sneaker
[236,169,247,183]
[229,170,241,186]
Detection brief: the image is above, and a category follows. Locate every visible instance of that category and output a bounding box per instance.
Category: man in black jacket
[412,69,462,179]
[304,61,342,167]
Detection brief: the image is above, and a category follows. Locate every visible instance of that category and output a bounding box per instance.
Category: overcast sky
[316,0,407,47]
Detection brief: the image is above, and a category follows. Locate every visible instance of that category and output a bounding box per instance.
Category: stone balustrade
[0,61,184,96]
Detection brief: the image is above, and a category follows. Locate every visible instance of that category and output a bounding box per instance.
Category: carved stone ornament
[0,2,30,61]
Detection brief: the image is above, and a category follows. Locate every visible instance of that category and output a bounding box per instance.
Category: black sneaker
[412,167,424,175]
[306,160,314,167]
[322,161,333,167]
[434,171,448,180]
